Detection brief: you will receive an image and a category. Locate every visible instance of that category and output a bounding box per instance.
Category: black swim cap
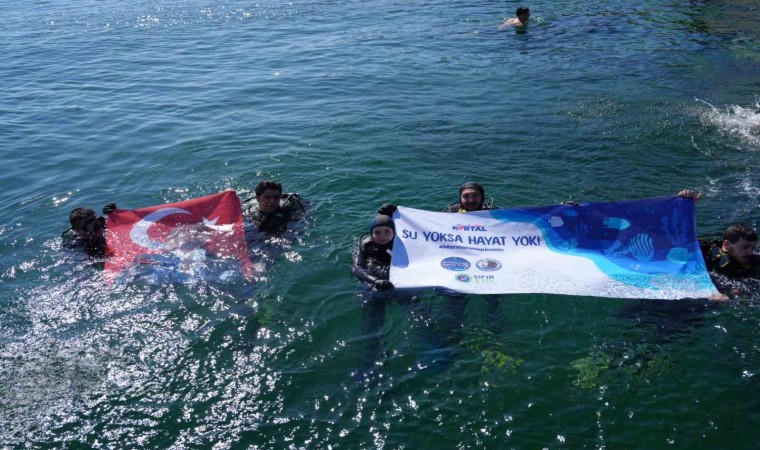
[369,214,395,233]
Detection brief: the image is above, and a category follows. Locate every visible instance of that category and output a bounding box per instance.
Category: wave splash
[696,98,760,148]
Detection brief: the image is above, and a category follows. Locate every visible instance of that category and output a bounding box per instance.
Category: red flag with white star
[105,191,253,283]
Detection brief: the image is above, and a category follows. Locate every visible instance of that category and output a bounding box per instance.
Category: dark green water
[1,0,758,448]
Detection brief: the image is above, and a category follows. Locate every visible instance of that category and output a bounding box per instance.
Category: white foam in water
[695,98,760,148]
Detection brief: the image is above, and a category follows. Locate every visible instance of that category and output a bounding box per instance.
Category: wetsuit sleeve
[698,239,711,258]
[751,255,760,278]
[699,239,720,271]
[443,203,460,213]
[283,201,305,223]
[351,237,378,284]
[244,206,260,227]
[61,231,78,250]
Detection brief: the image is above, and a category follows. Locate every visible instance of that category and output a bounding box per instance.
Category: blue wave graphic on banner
[487,196,711,290]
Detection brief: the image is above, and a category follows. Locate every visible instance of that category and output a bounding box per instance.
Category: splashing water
[695,98,760,148]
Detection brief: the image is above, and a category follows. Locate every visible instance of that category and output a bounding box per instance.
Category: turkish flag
[105,191,253,283]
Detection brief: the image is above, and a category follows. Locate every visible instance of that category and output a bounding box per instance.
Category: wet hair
[69,207,97,229]
[69,207,104,233]
[516,6,530,16]
[369,214,395,233]
[723,223,758,243]
[255,179,283,196]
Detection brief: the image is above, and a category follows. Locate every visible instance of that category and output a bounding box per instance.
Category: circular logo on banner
[455,274,472,283]
[476,259,502,271]
[441,257,471,271]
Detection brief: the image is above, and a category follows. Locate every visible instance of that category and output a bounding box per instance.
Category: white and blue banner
[389,197,719,299]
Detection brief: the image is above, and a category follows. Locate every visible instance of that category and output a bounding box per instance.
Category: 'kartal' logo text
[452,224,488,232]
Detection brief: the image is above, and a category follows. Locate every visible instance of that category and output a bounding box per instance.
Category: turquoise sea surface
[1,0,758,448]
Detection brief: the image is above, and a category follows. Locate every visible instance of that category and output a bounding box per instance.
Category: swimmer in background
[501,6,530,28]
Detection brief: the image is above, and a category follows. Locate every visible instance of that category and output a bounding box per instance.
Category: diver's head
[458,182,485,211]
[255,179,283,213]
[722,223,758,266]
[69,207,105,241]
[516,6,530,23]
[369,214,395,246]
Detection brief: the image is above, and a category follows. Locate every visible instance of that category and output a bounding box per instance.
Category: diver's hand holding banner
[105,191,253,284]
[389,197,719,299]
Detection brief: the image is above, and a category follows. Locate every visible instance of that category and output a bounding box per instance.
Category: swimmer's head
[369,214,395,245]
[516,6,530,23]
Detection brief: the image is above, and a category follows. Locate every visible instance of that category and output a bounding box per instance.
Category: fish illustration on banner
[105,191,254,284]
[389,196,719,299]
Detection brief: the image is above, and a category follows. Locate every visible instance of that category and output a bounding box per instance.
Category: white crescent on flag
[129,207,191,250]
[106,191,254,284]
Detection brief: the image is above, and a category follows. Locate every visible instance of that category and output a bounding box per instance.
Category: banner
[105,191,253,284]
[389,197,719,299]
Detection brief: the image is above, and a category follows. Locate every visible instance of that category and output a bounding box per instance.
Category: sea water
[1,0,758,448]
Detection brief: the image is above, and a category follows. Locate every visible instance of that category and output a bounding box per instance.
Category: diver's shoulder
[443,203,461,213]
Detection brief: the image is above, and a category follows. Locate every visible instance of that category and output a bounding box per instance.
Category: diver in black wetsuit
[700,224,759,278]
[351,211,401,381]
[351,208,447,381]
[443,181,497,212]
[240,179,308,283]
[61,207,107,258]
[699,224,759,298]
[351,213,395,292]
[678,190,759,299]
[442,182,502,336]
[243,179,306,235]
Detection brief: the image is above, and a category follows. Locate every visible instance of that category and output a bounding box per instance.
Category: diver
[442,182,503,335]
[443,181,497,212]
[701,224,759,278]
[351,206,447,382]
[62,207,107,258]
[351,212,396,292]
[678,190,759,299]
[699,223,759,299]
[241,179,308,279]
[242,179,307,235]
